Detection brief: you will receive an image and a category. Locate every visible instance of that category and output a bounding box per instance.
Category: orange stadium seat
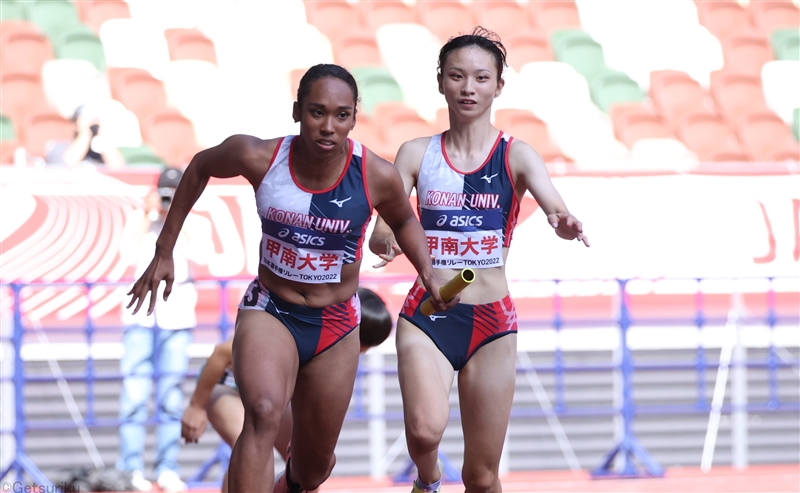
[360,1,417,32]
[108,67,150,98]
[611,104,673,148]
[349,116,386,157]
[710,72,768,127]
[504,31,553,71]
[333,33,383,69]
[373,102,433,158]
[304,1,365,44]
[112,71,170,125]
[289,68,306,102]
[650,70,711,129]
[471,1,532,41]
[494,108,571,163]
[21,110,74,157]
[77,0,131,34]
[676,110,750,162]
[722,33,774,77]
[0,26,53,75]
[142,109,201,167]
[736,109,800,161]
[528,1,582,37]
[417,1,476,43]
[0,140,21,165]
[435,107,450,135]
[164,28,218,65]
[695,1,751,42]
[750,1,800,35]
[0,72,50,133]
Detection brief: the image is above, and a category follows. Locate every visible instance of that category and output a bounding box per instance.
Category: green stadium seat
[590,70,645,113]
[54,27,106,71]
[771,29,800,61]
[0,1,27,21]
[349,67,404,116]
[26,0,83,41]
[0,115,16,141]
[551,29,607,81]
[794,108,800,141]
[119,144,166,166]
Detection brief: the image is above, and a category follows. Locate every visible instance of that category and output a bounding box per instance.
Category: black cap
[157,167,183,198]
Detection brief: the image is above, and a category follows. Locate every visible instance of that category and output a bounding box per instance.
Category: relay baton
[420,268,476,316]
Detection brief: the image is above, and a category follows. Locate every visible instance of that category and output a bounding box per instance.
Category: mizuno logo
[429,315,446,321]
[270,299,289,315]
[330,197,352,207]
[480,173,499,184]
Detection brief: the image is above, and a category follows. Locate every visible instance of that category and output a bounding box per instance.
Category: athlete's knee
[292,453,335,491]
[405,416,446,453]
[462,467,499,493]
[243,396,285,435]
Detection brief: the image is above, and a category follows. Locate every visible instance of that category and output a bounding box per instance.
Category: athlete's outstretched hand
[181,403,208,443]
[548,212,590,247]
[126,251,175,316]
[372,238,403,268]
[420,273,460,313]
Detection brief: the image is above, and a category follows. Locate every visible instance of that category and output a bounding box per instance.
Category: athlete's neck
[445,116,500,165]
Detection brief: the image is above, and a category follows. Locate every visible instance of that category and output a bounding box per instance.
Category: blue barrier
[1,276,798,487]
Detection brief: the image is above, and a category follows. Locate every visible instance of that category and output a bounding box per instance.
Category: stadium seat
[590,70,645,113]
[650,70,711,129]
[0,1,27,21]
[794,108,800,141]
[89,99,143,149]
[529,1,582,37]
[417,1,476,43]
[434,107,450,135]
[360,1,416,32]
[0,140,21,165]
[126,0,220,30]
[99,19,171,79]
[771,29,800,60]
[118,144,165,166]
[164,28,217,65]
[21,110,74,157]
[333,33,383,69]
[504,31,553,72]
[470,1,531,41]
[695,1,751,42]
[750,1,800,35]
[722,33,774,77]
[675,110,747,161]
[348,116,386,158]
[141,109,201,167]
[0,24,53,75]
[304,1,364,43]
[41,59,111,118]
[53,27,106,71]
[611,104,673,148]
[77,0,131,34]
[0,115,16,141]
[0,72,50,132]
[736,109,800,161]
[520,62,594,124]
[350,67,404,116]
[112,70,170,124]
[494,109,571,163]
[710,72,768,127]
[630,138,699,169]
[370,103,433,159]
[162,60,226,146]
[762,61,800,124]
[108,67,151,98]
[26,0,83,41]
[551,29,607,81]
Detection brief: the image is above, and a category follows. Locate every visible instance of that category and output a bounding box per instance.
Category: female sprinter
[126,64,455,493]
[369,29,589,493]
[180,287,394,493]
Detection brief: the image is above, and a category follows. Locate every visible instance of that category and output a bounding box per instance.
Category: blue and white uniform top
[255,136,372,284]
[417,131,520,269]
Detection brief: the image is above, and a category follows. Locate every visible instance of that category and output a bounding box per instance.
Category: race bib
[420,208,504,269]
[260,218,346,283]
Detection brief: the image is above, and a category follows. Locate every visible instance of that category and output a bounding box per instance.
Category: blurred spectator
[116,168,210,493]
[45,104,125,168]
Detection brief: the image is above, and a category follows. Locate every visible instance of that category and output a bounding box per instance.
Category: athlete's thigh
[458,333,517,468]
[290,327,360,469]
[396,318,454,425]
[232,310,299,418]
[207,386,244,447]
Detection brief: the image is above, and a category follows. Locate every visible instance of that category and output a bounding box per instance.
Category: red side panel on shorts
[401,284,426,318]
[317,300,358,356]
[468,295,518,357]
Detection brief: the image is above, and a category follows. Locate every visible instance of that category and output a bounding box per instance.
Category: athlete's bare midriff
[257,261,361,308]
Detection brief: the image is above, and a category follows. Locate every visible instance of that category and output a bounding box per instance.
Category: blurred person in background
[369,28,589,493]
[45,103,125,168]
[180,286,394,493]
[117,167,211,492]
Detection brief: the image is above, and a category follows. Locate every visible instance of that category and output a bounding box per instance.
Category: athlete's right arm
[368,138,427,268]
[127,135,276,315]
[182,338,233,443]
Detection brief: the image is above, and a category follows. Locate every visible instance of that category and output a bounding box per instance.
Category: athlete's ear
[292,102,300,123]
[494,76,505,99]
[437,73,444,95]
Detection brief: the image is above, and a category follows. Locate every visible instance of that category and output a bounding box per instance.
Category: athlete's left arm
[511,140,590,247]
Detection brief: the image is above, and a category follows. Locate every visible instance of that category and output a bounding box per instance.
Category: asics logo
[436,215,448,227]
[428,315,447,321]
[330,197,352,207]
[278,228,290,238]
[480,173,498,184]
